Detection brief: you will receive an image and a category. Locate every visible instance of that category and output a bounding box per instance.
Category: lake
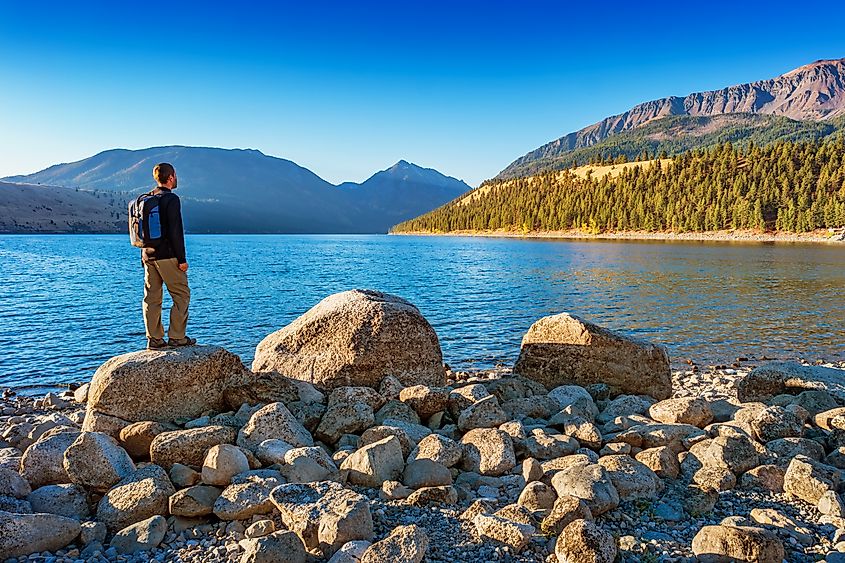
[1,234,843,392]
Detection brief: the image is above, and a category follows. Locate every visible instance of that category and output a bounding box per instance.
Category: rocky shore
[394,228,845,244]
[3,289,845,563]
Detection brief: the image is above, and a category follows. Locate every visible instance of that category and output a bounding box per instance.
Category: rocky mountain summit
[3,289,845,562]
[500,58,845,179]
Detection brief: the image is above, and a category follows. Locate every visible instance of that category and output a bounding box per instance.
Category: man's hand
[179,262,189,272]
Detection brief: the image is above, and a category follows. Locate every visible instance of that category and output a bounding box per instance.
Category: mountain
[0,181,124,233]
[2,147,471,233]
[499,58,845,179]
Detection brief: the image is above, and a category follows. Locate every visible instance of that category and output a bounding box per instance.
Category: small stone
[406,434,462,468]
[694,465,737,492]
[649,397,713,427]
[551,463,619,516]
[170,462,201,488]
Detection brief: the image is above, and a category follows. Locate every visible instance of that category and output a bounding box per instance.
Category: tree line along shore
[391,138,845,238]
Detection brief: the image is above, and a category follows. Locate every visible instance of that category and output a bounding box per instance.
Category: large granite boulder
[252,290,445,390]
[513,313,671,400]
[83,346,246,435]
[738,362,845,403]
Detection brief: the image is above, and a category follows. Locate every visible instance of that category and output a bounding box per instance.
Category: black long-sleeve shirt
[141,188,187,264]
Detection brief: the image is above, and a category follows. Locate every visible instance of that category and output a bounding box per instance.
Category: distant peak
[390,159,414,169]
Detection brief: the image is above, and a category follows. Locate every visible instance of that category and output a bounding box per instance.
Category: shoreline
[392,228,845,244]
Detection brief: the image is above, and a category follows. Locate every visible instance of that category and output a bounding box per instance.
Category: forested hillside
[392,138,845,234]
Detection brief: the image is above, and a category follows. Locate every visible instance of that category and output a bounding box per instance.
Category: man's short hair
[153,163,176,184]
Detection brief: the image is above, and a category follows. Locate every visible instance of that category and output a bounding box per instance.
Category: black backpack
[128,192,164,248]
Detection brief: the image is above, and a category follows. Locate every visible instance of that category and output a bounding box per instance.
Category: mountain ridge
[499,58,845,179]
[2,146,472,234]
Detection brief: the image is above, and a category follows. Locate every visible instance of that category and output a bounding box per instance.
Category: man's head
[153,162,178,189]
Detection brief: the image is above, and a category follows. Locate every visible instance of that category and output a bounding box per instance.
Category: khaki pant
[143,258,190,341]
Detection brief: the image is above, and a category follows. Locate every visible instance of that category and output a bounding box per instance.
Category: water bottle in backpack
[128,193,164,248]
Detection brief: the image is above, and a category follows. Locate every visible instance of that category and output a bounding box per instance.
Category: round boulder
[513,313,671,400]
[252,290,445,390]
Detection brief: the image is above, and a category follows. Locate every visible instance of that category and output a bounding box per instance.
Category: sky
[1,1,845,187]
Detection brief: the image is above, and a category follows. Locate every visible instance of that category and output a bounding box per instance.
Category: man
[142,162,196,350]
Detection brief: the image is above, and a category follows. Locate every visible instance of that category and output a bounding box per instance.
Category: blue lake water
[1,234,843,392]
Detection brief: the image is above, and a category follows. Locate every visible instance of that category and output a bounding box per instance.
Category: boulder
[316,402,375,445]
[202,444,250,486]
[457,396,509,432]
[737,362,845,403]
[341,436,404,488]
[270,481,374,555]
[749,406,804,442]
[109,515,167,554]
[783,455,841,505]
[0,495,31,513]
[27,484,90,519]
[0,467,31,499]
[170,463,202,488]
[252,290,445,390]
[691,524,785,563]
[701,434,760,475]
[598,455,662,499]
[402,459,452,488]
[635,446,680,479]
[150,425,238,469]
[238,402,314,452]
[399,385,449,419]
[281,446,339,483]
[518,481,557,512]
[541,495,593,535]
[739,465,785,493]
[405,485,458,506]
[63,431,136,492]
[83,345,245,434]
[169,484,221,517]
[96,464,175,532]
[213,471,284,520]
[329,540,372,563]
[555,518,617,563]
[551,463,619,515]
[118,421,175,459]
[240,530,307,563]
[521,429,579,460]
[222,371,303,409]
[694,466,737,492]
[513,313,671,400]
[20,430,79,488]
[460,428,516,476]
[548,385,599,419]
[0,510,81,559]
[407,434,462,467]
[360,524,428,563]
[473,513,534,552]
[649,397,713,427]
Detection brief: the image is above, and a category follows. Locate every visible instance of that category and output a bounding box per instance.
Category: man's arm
[167,196,187,266]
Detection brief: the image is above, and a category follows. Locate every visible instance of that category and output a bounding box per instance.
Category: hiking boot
[147,338,172,350]
[168,336,197,347]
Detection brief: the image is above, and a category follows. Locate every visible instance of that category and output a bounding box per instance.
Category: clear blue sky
[2,1,844,186]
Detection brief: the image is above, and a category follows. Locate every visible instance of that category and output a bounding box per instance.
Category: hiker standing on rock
[128,162,196,350]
